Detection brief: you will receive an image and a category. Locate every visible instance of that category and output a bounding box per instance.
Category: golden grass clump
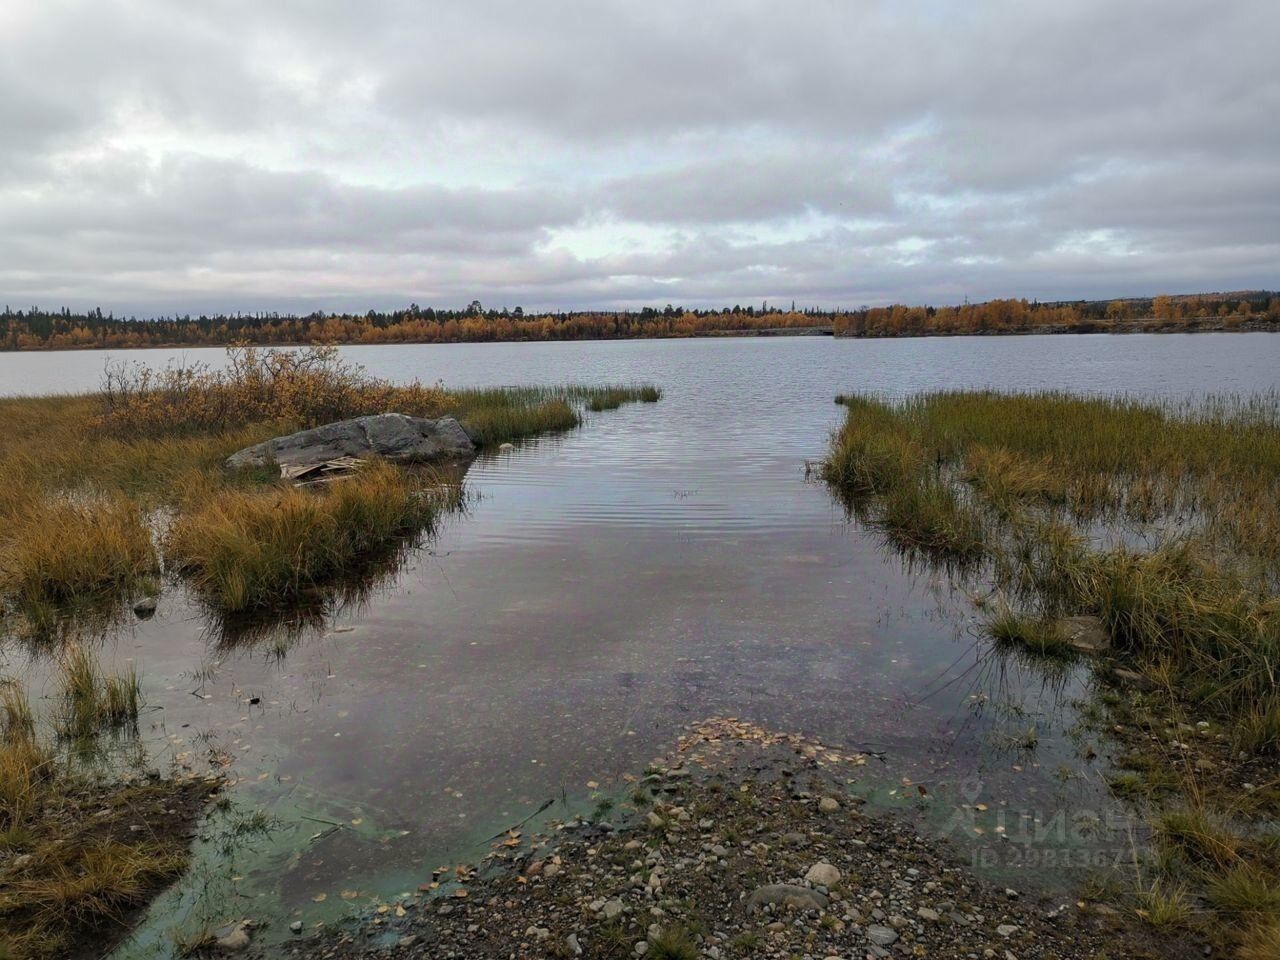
[0,494,157,619]
[167,461,458,612]
[0,349,660,630]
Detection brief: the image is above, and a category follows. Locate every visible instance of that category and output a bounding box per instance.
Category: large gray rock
[225,413,475,471]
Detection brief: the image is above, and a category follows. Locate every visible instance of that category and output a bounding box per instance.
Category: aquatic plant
[55,645,141,739]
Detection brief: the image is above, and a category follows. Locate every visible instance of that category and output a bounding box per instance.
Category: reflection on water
[2,334,1280,956]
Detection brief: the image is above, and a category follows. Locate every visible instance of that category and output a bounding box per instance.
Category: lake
[4,333,1280,956]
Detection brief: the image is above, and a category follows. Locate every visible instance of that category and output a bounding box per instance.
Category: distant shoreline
[6,320,1280,353]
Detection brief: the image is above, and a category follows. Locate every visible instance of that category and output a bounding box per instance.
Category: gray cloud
[0,0,1275,314]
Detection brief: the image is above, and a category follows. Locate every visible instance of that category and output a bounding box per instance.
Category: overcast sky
[2,0,1276,315]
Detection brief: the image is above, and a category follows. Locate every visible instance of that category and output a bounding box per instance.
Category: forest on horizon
[2,291,1277,351]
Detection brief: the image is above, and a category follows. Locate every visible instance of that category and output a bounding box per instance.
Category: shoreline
[5,320,1280,353]
[270,718,1187,960]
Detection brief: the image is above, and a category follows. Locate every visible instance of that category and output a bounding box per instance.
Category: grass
[647,925,698,960]
[585,384,663,411]
[167,461,460,612]
[0,348,661,627]
[824,391,1280,738]
[822,388,1280,952]
[55,645,141,739]
[0,674,217,960]
[987,611,1076,660]
[0,495,158,630]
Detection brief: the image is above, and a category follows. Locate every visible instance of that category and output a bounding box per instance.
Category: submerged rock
[225,413,475,472]
[1056,615,1109,655]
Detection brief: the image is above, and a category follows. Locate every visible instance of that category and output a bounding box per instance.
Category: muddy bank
[266,719,1186,960]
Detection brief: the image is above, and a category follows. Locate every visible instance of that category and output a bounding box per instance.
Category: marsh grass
[0,495,157,620]
[987,611,1076,660]
[584,384,663,411]
[0,349,659,629]
[824,390,1280,739]
[167,461,461,612]
[823,388,1280,951]
[55,646,141,738]
[0,671,215,960]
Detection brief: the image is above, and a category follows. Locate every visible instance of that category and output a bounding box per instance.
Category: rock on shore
[225,413,475,472]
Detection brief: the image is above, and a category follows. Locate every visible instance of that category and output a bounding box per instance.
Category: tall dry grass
[0,348,660,629]
[167,461,460,612]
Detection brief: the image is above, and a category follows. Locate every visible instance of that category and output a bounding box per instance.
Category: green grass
[987,610,1076,660]
[1132,879,1194,930]
[55,646,140,739]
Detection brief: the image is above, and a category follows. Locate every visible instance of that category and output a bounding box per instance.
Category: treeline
[0,303,825,351]
[1,293,1277,350]
[835,292,1280,338]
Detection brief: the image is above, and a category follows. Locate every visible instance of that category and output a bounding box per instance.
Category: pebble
[866,924,899,946]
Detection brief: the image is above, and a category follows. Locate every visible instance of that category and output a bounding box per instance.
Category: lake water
[4,333,1280,956]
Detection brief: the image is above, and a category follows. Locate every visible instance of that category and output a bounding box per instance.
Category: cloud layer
[2,0,1275,313]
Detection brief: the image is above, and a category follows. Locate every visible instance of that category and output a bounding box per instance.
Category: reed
[1,682,35,743]
[54,646,140,739]
[823,389,1280,951]
[167,461,458,612]
[0,350,660,628]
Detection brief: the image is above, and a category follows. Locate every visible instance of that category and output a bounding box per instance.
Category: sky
[1,0,1276,315]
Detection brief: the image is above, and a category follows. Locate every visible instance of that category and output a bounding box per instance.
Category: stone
[1056,615,1109,654]
[213,922,251,953]
[289,921,303,934]
[132,596,158,618]
[745,884,829,913]
[997,923,1019,937]
[818,797,841,813]
[566,933,583,956]
[225,413,475,472]
[917,907,941,922]
[602,899,625,920]
[804,861,842,887]
[866,924,899,946]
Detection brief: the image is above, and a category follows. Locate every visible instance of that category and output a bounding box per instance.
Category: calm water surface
[4,334,1280,956]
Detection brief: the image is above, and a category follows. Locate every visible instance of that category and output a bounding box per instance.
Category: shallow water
[4,333,1280,955]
